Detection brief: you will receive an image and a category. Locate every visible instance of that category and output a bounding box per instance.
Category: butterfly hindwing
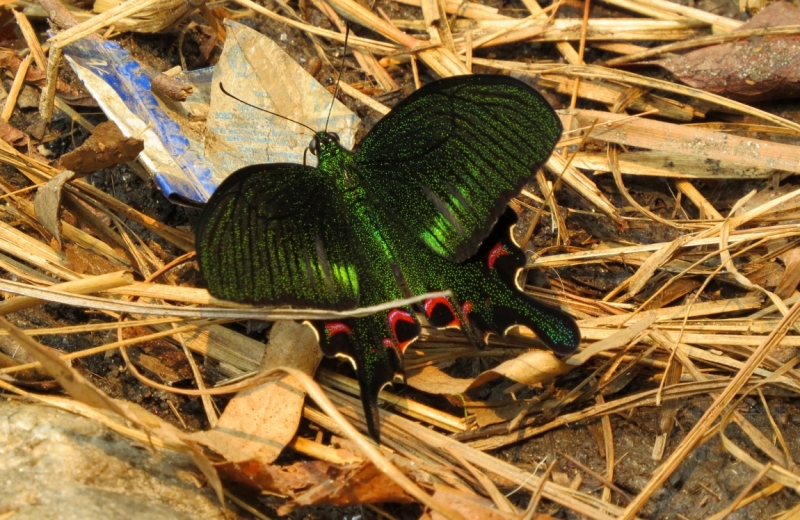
[196,164,360,309]
[420,208,581,354]
[354,75,562,262]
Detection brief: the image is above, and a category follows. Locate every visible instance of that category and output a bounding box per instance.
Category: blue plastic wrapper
[63,37,217,204]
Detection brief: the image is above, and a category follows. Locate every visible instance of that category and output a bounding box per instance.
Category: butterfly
[196,75,581,442]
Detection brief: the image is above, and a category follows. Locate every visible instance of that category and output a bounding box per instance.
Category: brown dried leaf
[406,364,473,395]
[129,344,192,383]
[63,243,122,276]
[470,350,570,389]
[59,121,144,175]
[470,399,537,428]
[775,248,800,298]
[188,321,321,465]
[34,169,75,246]
[0,119,29,147]
[743,261,784,289]
[284,460,414,512]
[655,2,800,101]
[428,484,517,520]
[218,459,333,494]
[219,459,413,512]
[408,349,571,396]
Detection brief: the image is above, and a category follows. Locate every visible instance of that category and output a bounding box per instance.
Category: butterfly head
[309,131,342,161]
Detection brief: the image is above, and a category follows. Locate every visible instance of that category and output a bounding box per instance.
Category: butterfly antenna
[219,83,316,135]
[324,25,350,132]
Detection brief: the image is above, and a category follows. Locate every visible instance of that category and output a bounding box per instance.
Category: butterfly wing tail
[311,308,420,443]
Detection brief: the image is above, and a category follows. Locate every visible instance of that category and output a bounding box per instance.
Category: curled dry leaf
[775,248,800,298]
[217,460,333,495]
[217,459,414,512]
[188,321,322,466]
[654,2,800,101]
[59,120,144,175]
[128,338,193,384]
[427,484,520,520]
[470,350,570,389]
[742,261,784,289]
[470,398,541,428]
[406,347,569,401]
[282,460,414,513]
[0,119,29,147]
[406,364,473,396]
[34,169,75,246]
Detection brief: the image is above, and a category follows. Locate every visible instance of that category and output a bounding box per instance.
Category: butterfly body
[197,75,581,442]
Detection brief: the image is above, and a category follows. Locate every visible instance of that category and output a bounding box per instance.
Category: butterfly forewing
[196,164,360,309]
[354,75,562,262]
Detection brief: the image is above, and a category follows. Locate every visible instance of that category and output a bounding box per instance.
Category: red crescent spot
[387,308,418,353]
[488,242,511,269]
[388,308,415,328]
[325,321,351,337]
[423,296,460,327]
[423,296,449,316]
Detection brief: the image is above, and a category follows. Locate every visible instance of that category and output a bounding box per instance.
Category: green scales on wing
[196,75,581,442]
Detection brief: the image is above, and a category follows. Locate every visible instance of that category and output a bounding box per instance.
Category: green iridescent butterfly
[196,75,581,442]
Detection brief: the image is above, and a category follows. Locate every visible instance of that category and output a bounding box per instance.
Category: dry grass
[1,0,800,518]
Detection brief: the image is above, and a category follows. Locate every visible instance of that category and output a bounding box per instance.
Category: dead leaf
[188,321,321,465]
[33,169,75,246]
[281,460,414,513]
[217,459,414,512]
[59,121,144,175]
[0,119,29,147]
[218,459,333,494]
[129,342,192,384]
[776,248,800,298]
[470,350,570,389]
[408,348,571,397]
[428,484,517,520]
[406,364,473,395]
[470,399,539,428]
[653,2,800,101]
[743,261,784,289]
